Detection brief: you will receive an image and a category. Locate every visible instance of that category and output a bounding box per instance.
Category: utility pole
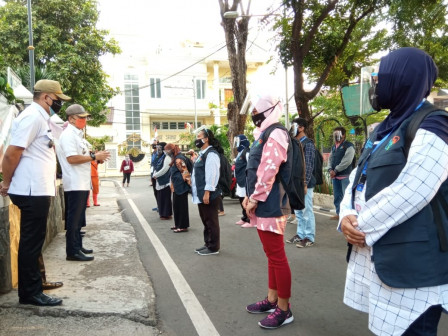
[27,0,35,91]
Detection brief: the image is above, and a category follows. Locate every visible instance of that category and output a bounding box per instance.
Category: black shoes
[66,251,94,261]
[42,281,63,290]
[80,247,93,254]
[19,292,62,306]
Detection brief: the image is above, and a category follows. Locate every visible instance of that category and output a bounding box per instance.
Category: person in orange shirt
[87,157,102,207]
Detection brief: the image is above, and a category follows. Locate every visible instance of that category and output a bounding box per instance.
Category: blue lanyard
[361,132,391,175]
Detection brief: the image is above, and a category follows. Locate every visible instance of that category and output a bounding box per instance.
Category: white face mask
[333,131,343,143]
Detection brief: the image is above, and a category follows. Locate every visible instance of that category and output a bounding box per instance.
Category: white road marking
[122,187,220,336]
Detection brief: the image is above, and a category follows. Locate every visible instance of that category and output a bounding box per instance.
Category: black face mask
[251,112,266,127]
[195,139,204,148]
[47,96,63,113]
[368,83,381,112]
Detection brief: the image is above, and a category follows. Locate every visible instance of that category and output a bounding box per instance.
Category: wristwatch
[90,152,96,161]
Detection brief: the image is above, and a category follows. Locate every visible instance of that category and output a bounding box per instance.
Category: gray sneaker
[296,238,314,248]
[286,235,302,244]
[197,248,219,256]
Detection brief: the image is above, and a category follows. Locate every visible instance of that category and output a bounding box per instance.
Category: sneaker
[197,248,219,256]
[258,306,294,329]
[288,219,298,225]
[194,246,207,253]
[218,211,225,216]
[296,238,314,248]
[241,223,256,228]
[286,235,302,244]
[246,297,277,314]
[286,215,295,223]
[235,220,245,225]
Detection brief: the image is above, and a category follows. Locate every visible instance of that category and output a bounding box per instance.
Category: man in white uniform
[0,79,70,306]
[57,104,110,261]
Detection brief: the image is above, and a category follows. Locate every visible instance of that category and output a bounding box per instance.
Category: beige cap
[34,79,71,101]
[65,104,90,117]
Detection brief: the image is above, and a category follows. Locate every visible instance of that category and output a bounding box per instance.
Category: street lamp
[164,78,198,130]
[26,0,35,91]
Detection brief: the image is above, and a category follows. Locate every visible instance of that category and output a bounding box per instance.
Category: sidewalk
[0,180,158,335]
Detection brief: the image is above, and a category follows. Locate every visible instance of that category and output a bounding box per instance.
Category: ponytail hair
[200,128,221,149]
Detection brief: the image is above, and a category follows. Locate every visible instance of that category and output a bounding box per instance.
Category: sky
[96,0,294,101]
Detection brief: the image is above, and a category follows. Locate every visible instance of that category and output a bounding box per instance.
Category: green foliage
[0,74,16,103]
[0,0,121,126]
[85,134,111,151]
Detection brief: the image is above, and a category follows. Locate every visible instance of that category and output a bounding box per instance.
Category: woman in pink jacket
[120,155,134,187]
[243,93,294,329]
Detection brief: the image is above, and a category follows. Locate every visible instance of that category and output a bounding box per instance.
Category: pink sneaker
[241,222,256,228]
[235,220,245,225]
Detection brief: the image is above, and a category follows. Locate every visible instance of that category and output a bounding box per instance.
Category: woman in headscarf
[167,143,191,232]
[340,47,448,335]
[120,154,134,187]
[243,93,294,329]
[152,142,173,220]
[233,134,252,227]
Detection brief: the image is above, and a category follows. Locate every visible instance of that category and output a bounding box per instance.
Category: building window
[124,74,141,135]
[150,78,161,98]
[152,121,201,130]
[196,79,206,99]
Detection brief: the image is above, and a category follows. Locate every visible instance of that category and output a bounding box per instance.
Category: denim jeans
[332,178,350,215]
[402,305,442,336]
[294,187,315,242]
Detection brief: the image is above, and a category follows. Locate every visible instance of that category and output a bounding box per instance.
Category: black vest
[352,115,448,288]
[246,125,291,218]
[331,141,354,176]
[193,147,221,203]
[170,154,190,195]
[235,147,248,188]
[154,154,170,186]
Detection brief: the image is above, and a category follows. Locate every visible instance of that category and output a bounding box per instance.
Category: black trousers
[198,196,220,252]
[403,304,442,336]
[151,177,158,200]
[238,197,249,222]
[218,195,224,212]
[156,186,172,218]
[65,191,89,256]
[173,192,189,229]
[123,173,131,184]
[9,194,50,299]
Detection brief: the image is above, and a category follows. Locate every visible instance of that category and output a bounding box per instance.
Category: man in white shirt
[0,79,70,306]
[57,104,110,262]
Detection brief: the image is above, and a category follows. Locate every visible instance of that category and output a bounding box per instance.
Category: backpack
[202,148,233,197]
[262,123,306,211]
[302,138,324,186]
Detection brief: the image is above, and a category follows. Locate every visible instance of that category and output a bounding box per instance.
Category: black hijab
[375,47,442,140]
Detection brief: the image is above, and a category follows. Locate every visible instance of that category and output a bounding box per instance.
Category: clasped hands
[340,214,366,247]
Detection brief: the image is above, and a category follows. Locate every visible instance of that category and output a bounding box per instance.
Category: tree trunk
[219,0,250,158]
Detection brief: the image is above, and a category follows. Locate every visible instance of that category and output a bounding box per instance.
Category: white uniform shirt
[191,146,220,204]
[8,102,56,196]
[57,124,91,191]
[339,129,448,336]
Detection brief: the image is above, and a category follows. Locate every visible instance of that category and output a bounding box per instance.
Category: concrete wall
[0,182,65,293]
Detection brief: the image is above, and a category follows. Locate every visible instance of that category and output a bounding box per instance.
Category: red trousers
[257,229,291,299]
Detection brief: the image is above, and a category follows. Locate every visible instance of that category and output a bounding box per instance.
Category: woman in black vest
[191,129,221,256]
[233,134,252,227]
[243,93,294,329]
[340,48,448,335]
[152,142,173,220]
[166,144,190,232]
